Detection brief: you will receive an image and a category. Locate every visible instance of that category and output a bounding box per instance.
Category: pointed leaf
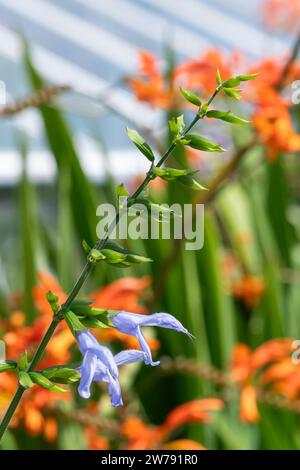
[126,128,155,162]
[180,88,201,106]
[185,134,225,152]
[206,110,249,125]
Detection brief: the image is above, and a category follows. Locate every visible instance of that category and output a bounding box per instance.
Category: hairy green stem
[0,85,221,441]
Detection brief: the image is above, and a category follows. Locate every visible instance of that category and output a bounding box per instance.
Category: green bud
[46,290,60,314]
[29,372,67,392]
[19,371,34,389]
[64,310,85,334]
[216,68,222,85]
[18,351,28,372]
[80,316,110,329]
[41,367,81,384]
[153,167,196,181]
[223,88,241,100]
[222,76,241,88]
[169,114,185,135]
[237,73,258,81]
[116,183,129,198]
[88,248,106,263]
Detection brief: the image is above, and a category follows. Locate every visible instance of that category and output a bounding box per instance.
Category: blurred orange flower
[252,106,300,160]
[85,426,109,450]
[231,339,296,422]
[129,48,241,108]
[122,398,223,450]
[263,0,300,30]
[231,275,265,308]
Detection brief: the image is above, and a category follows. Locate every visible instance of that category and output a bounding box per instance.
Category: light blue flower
[110,311,194,366]
[76,330,146,406]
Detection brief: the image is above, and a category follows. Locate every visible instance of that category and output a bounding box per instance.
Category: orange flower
[129,48,241,108]
[122,417,162,450]
[263,0,300,30]
[239,384,259,423]
[164,439,205,450]
[232,275,265,308]
[174,48,241,96]
[231,339,296,422]
[122,398,223,450]
[163,398,224,433]
[43,417,58,443]
[252,106,300,160]
[85,426,109,450]
[91,276,151,313]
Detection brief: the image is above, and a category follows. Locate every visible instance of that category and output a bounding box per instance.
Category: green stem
[0,85,222,441]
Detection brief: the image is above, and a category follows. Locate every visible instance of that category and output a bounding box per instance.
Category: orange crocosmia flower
[239,384,259,423]
[163,398,224,433]
[123,399,223,450]
[231,339,296,422]
[43,417,58,443]
[91,276,151,313]
[231,275,265,308]
[129,76,173,108]
[263,0,300,30]
[174,48,241,96]
[138,50,159,77]
[253,106,300,160]
[251,338,294,370]
[23,407,44,436]
[85,426,109,450]
[164,439,206,450]
[122,417,162,450]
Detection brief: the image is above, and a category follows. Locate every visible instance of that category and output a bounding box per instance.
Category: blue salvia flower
[110,311,194,366]
[76,330,146,406]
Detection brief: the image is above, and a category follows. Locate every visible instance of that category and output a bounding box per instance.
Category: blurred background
[0,0,300,451]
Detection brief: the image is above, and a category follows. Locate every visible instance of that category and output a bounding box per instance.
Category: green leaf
[29,372,67,392]
[206,110,249,125]
[177,175,207,191]
[153,167,197,181]
[169,115,185,135]
[63,310,85,334]
[216,68,222,85]
[184,134,225,152]
[0,360,17,373]
[19,371,34,389]
[179,88,201,106]
[126,127,155,162]
[18,351,28,372]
